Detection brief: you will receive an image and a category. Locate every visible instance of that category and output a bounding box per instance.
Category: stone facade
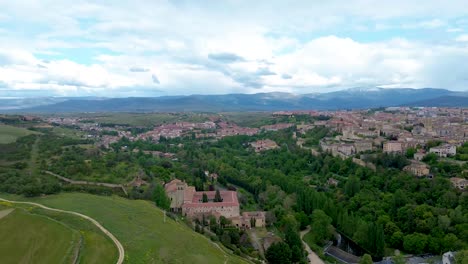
[383,141,403,153]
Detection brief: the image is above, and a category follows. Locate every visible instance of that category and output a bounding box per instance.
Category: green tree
[266,242,292,264]
[344,176,360,197]
[284,225,303,263]
[214,189,223,202]
[153,183,170,210]
[360,254,373,264]
[202,193,208,203]
[393,253,405,264]
[310,209,333,244]
[455,250,468,264]
[406,147,416,158]
[403,233,427,254]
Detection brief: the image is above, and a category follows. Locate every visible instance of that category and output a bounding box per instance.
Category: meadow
[0,192,249,264]
[0,200,118,264]
[0,208,79,264]
[0,124,39,144]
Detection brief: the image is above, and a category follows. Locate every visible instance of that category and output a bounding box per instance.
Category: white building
[429,144,456,157]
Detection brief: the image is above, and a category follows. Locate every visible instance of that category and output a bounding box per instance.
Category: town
[1,107,467,264]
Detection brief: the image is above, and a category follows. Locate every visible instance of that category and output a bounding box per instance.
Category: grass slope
[0,209,78,264]
[0,193,249,264]
[0,124,39,144]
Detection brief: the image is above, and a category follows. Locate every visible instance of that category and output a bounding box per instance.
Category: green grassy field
[0,200,118,264]
[0,208,78,264]
[0,124,39,144]
[0,193,249,264]
[51,126,85,139]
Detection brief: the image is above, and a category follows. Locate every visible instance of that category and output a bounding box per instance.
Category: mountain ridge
[1,88,466,113]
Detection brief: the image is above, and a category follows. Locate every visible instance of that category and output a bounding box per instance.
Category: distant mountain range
[1,88,467,113]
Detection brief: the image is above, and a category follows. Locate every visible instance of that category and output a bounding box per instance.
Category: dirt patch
[0,208,14,220]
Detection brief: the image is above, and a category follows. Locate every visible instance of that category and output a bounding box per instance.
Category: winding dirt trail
[0,198,125,264]
[300,226,325,264]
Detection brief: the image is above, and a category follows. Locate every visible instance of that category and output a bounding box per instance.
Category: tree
[153,183,170,210]
[360,254,373,264]
[266,242,292,264]
[344,176,360,197]
[310,209,333,245]
[202,193,208,203]
[403,233,427,254]
[214,189,223,202]
[284,225,303,263]
[295,211,309,230]
[455,250,468,264]
[406,148,416,159]
[393,253,405,264]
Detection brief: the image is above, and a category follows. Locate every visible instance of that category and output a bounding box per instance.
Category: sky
[0,0,468,97]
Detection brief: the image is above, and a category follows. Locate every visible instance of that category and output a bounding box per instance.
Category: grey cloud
[208,52,245,63]
[130,67,150,72]
[282,73,292,79]
[255,67,276,76]
[38,76,88,87]
[37,64,47,69]
[152,74,160,84]
[231,74,263,88]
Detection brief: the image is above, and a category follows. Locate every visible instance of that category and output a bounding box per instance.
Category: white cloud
[455,34,468,42]
[447,28,463,33]
[402,19,446,29]
[0,0,467,96]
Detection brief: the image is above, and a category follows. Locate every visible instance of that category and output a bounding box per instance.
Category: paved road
[0,198,125,264]
[300,226,325,264]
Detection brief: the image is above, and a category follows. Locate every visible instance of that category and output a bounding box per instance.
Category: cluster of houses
[45,108,467,191]
[311,107,467,189]
[250,139,279,152]
[164,179,266,229]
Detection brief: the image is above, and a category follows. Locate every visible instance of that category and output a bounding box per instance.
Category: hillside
[0,124,40,144]
[0,193,249,264]
[0,207,79,264]
[403,95,468,107]
[0,201,118,264]
[2,88,465,113]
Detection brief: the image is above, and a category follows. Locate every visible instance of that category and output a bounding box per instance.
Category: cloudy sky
[0,0,468,97]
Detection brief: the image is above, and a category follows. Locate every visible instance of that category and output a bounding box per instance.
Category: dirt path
[43,171,128,196]
[300,226,325,264]
[0,208,14,219]
[0,198,125,264]
[28,137,40,176]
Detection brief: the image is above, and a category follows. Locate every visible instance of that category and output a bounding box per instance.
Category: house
[429,144,457,157]
[327,178,339,186]
[164,179,266,228]
[403,161,430,177]
[354,141,373,153]
[383,141,403,153]
[250,139,279,152]
[414,151,426,161]
[233,211,266,229]
[450,177,468,190]
[337,144,355,156]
